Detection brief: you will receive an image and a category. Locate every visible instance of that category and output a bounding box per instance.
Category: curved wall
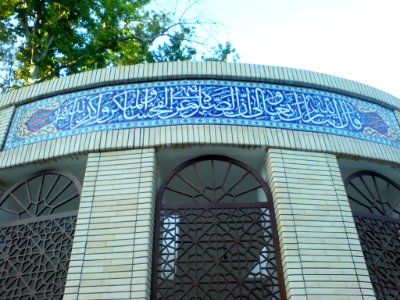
[1,62,399,299]
[0,62,399,169]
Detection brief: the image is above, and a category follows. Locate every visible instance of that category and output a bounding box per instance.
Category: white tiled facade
[266,149,375,299]
[64,149,157,299]
[1,62,399,299]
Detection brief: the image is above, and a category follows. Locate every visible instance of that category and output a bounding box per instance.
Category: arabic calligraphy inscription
[5,80,400,149]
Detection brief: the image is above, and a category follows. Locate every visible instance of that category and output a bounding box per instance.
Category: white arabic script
[49,84,363,131]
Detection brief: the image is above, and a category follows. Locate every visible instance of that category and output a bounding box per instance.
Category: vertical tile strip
[64,148,157,300]
[266,149,375,299]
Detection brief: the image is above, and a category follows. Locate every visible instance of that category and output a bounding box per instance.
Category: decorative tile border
[4,80,400,149]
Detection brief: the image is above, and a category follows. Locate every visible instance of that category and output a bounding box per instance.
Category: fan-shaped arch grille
[345,171,400,299]
[0,170,81,299]
[152,155,285,299]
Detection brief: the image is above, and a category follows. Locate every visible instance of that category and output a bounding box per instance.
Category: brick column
[64,148,157,299]
[266,149,375,299]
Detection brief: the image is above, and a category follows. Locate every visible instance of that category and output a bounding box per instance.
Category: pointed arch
[152,155,285,299]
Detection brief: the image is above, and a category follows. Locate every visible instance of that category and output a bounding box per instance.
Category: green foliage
[0,0,237,92]
[202,42,239,62]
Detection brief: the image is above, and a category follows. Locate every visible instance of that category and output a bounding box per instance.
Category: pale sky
[199,0,400,98]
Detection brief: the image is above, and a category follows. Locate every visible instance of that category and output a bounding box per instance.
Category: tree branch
[35,34,54,62]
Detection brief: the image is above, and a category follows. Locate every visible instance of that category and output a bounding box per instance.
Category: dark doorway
[152,155,285,299]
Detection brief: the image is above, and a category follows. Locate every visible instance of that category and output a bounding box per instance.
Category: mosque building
[0,62,399,299]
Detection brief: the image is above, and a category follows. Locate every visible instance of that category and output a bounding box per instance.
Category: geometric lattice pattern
[153,156,284,299]
[0,170,81,299]
[345,171,400,299]
[156,207,281,299]
[353,216,400,299]
[0,214,77,299]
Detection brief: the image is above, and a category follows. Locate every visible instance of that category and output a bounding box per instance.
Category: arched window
[0,170,81,299]
[152,155,285,299]
[345,171,400,299]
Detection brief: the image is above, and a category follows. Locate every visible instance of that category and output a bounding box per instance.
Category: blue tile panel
[5,80,400,149]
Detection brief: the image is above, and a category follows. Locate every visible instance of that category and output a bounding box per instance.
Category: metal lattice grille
[0,214,77,299]
[353,215,400,299]
[153,156,284,299]
[345,171,400,299]
[0,171,81,299]
[157,206,280,299]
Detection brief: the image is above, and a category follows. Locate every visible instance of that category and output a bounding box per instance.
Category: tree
[0,0,237,93]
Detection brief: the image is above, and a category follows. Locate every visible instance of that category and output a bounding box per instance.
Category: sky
[194,0,400,98]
